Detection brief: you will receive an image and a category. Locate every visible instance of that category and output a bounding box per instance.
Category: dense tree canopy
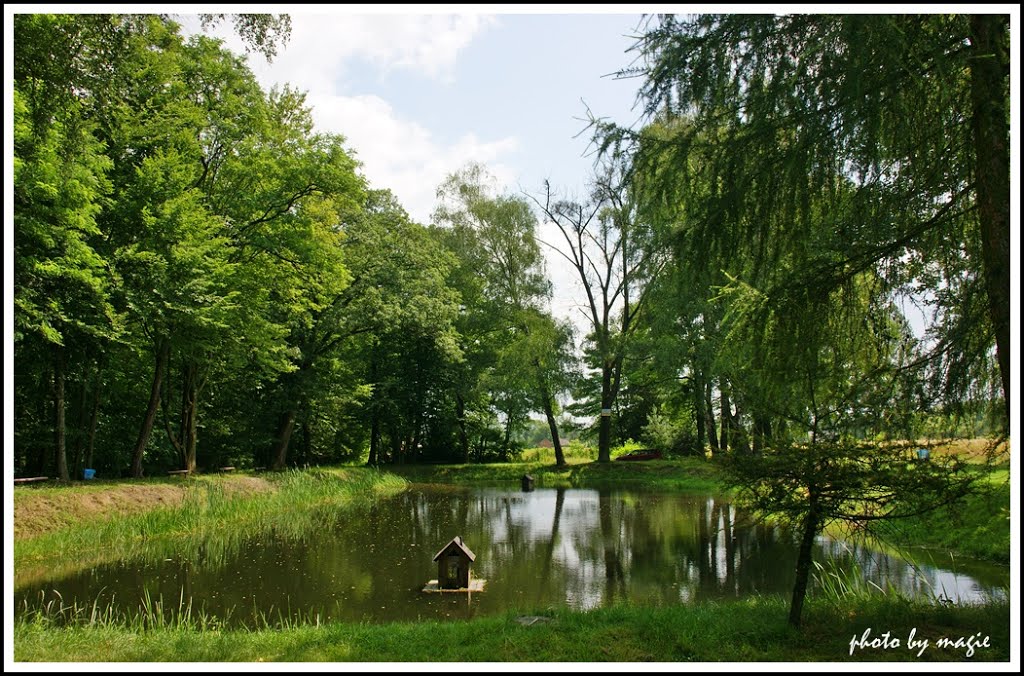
[13,9,1006,531]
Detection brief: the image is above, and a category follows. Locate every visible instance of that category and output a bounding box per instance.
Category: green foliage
[642,408,699,457]
[13,88,115,348]
[723,440,977,530]
[430,163,577,463]
[874,466,1010,563]
[196,13,292,60]
[721,438,978,627]
[598,13,1009,433]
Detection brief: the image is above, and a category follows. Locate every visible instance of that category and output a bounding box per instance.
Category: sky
[184,10,647,222]
[175,7,651,334]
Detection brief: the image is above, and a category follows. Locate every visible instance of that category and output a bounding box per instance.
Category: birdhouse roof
[432,536,476,562]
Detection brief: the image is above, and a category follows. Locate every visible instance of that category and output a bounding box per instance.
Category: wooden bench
[14,476,49,485]
[218,466,235,473]
[167,469,190,476]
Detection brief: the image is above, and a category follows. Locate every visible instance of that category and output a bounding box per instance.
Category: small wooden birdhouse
[433,536,475,589]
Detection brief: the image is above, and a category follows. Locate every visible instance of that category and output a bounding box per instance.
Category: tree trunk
[390,433,402,466]
[719,386,732,453]
[969,15,1010,429]
[84,371,101,471]
[598,364,613,462]
[789,502,820,628]
[455,392,471,463]
[539,377,566,467]
[301,414,312,467]
[181,361,199,473]
[368,407,380,466]
[752,414,772,453]
[131,339,169,478]
[271,408,297,471]
[503,414,513,449]
[52,346,69,481]
[31,394,50,476]
[731,399,751,454]
[705,381,719,453]
[71,377,88,479]
[694,375,706,456]
[409,426,421,464]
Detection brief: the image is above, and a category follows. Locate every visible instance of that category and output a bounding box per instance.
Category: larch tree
[597,13,1011,431]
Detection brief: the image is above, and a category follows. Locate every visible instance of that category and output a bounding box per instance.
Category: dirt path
[13,475,276,540]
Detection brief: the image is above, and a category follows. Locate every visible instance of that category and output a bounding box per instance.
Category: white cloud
[202,13,496,91]
[308,93,519,224]
[181,13,516,223]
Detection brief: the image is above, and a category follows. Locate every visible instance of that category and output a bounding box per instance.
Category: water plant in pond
[812,558,894,604]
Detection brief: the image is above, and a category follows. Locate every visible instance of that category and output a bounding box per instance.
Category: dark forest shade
[433,536,475,589]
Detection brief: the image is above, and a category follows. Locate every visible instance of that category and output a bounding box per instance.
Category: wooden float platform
[422,579,486,593]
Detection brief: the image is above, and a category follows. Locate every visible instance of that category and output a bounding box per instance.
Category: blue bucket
[83,468,96,480]
[915,448,930,461]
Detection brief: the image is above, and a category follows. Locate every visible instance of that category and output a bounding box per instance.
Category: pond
[14,486,1009,627]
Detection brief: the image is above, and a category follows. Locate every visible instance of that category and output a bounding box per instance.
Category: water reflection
[14,486,1008,627]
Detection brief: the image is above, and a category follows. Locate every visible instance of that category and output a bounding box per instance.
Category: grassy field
[13,595,1010,662]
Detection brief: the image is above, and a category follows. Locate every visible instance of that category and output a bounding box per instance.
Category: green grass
[388,457,726,493]
[14,468,408,586]
[13,595,1010,662]
[873,465,1011,563]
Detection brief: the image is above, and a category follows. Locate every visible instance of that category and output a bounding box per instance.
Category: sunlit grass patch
[14,594,1010,662]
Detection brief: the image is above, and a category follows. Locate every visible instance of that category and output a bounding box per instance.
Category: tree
[713,250,974,627]
[490,309,579,466]
[13,66,116,481]
[532,158,665,462]
[723,439,976,627]
[196,13,292,60]
[346,191,462,467]
[434,164,570,463]
[597,13,1010,431]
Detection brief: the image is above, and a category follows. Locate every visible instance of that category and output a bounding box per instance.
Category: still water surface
[14,486,1008,626]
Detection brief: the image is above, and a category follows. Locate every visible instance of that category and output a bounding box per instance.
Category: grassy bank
[875,465,1011,563]
[388,456,726,493]
[13,595,1010,662]
[14,468,408,586]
